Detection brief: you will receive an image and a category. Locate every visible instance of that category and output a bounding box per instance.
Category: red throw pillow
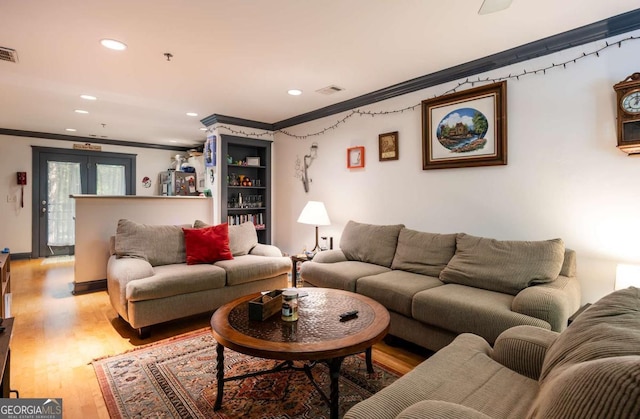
[183,224,233,265]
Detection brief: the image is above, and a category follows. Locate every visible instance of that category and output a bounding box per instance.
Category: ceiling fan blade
[478,0,513,15]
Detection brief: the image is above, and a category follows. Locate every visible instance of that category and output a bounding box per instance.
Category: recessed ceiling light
[80,94,97,101]
[186,112,198,117]
[100,39,127,51]
[169,140,178,143]
[65,128,77,132]
[74,109,89,114]
[199,127,207,131]
[288,89,303,96]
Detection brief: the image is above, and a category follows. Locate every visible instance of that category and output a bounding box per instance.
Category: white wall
[0,134,179,253]
[273,30,640,305]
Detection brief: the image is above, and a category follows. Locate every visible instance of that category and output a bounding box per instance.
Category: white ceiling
[1,0,638,148]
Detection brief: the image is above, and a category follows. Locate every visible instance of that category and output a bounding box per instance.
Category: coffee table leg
[214,343,225,410]
[365,347,374,374]
[328,356,345,419]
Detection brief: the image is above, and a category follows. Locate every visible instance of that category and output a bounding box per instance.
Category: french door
[32,147,136,257]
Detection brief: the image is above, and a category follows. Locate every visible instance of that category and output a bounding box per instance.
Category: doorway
[31,147,136,258]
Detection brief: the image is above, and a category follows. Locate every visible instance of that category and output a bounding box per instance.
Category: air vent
[316,85,345,95]
[0,47,18,63]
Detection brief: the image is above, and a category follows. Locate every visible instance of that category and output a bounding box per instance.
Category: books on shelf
[227,213,265,230]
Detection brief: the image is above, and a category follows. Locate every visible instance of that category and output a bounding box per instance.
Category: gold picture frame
[379,131,399,161]
[422,81,507,170]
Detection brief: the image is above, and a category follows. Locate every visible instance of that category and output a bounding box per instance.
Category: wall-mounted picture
[205,134,216,167]
[379,131,399,161]
[422,81,507,170]
[347,146,365,168]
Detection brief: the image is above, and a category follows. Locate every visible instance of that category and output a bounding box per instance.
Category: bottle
[281,291,298,321]
[238,193,243,208]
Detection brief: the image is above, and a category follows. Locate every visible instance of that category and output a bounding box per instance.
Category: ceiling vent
[0,47,18,63]
[316,85,345,95]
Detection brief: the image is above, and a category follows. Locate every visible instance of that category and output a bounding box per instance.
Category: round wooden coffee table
[210,287,390,419]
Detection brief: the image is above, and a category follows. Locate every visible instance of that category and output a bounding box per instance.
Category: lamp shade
[615,263,640,290]
[297,201,330,226]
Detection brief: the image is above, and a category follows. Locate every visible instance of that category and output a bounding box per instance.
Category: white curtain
[96,164,126,195]
[47,161,81,246]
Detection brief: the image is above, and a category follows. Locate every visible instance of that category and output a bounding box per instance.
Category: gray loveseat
[301,221,581,352]
[107,219,291,337]
[345,286,640,419]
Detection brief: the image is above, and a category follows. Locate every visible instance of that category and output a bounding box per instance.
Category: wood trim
[72,279,107,295]
[0,128,195,152]
[199,114,275,131]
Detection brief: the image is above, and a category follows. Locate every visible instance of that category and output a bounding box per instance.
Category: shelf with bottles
[227,192,264,210]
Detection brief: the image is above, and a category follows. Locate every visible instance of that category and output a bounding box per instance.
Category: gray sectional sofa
[107,219,291,337]
[300,220,581,352]
[345,286,640,419]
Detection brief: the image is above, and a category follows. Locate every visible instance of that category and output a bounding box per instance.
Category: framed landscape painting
[422,81,507,170]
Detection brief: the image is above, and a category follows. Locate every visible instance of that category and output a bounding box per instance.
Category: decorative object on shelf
[297,201,331,252]
[422,81,507,170]
[379,131,399,161]
[205,134,216,167]
[226,155,233,164]
[613,72,640,155]
[246,156,260,166]
[615,263,640,290]
[141,176,151,188]
[347,146,365,169]
[301,142,318,193]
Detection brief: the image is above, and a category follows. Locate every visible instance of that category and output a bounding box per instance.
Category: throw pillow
[182,224,233,265]
[391,228,457,277]
[114,219,189,266]
[194,220,258,256]
[340,220,404,267]
[439,233,565,295]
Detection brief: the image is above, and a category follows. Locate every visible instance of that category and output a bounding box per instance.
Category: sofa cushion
[194,220,258,256]
[214,254,291,286]
[340,220,404,268]
[126,263,227,302]
[356,270,443,317]
[114,219,189,266]
[301,261,390,292]
[391,228,457,277]
[183,224,233,265]
[439,234,565,295]
[413,284,550,344]
[528,355,640,418]
[539,286,640,382]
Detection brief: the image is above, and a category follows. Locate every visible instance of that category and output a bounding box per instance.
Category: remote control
[339,310,359,321]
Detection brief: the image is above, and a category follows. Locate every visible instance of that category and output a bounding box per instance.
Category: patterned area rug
[93,328,400,418]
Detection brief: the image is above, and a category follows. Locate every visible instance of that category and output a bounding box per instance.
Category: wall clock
[613,72,640,154]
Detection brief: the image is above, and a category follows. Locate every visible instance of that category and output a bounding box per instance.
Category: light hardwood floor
[9,257,428,418]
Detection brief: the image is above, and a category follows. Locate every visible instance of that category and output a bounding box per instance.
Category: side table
[290,254,310,287]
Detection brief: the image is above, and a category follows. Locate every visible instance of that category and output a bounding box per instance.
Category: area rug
[93,328,400,418]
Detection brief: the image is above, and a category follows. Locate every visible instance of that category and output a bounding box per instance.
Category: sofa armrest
[491,325,559,380]
[249,243,283,257]
[394,400,492,419]
[311,249,348,263]
[106,255,154,319]
[512,275,581,332]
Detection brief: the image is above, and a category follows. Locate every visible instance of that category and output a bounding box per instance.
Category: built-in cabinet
[220,135,272,244]
[0,253,10,318]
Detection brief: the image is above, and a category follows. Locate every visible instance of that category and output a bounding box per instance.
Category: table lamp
[615,263,640,290]
[297,201,330,252]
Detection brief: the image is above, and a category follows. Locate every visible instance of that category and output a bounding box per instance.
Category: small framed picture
[246,156,260,166]
[347,146,365,169]
[379,131,399,161]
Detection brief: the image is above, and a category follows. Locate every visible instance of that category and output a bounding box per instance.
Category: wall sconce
[301,142,318,193]
[615,263,640,290]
